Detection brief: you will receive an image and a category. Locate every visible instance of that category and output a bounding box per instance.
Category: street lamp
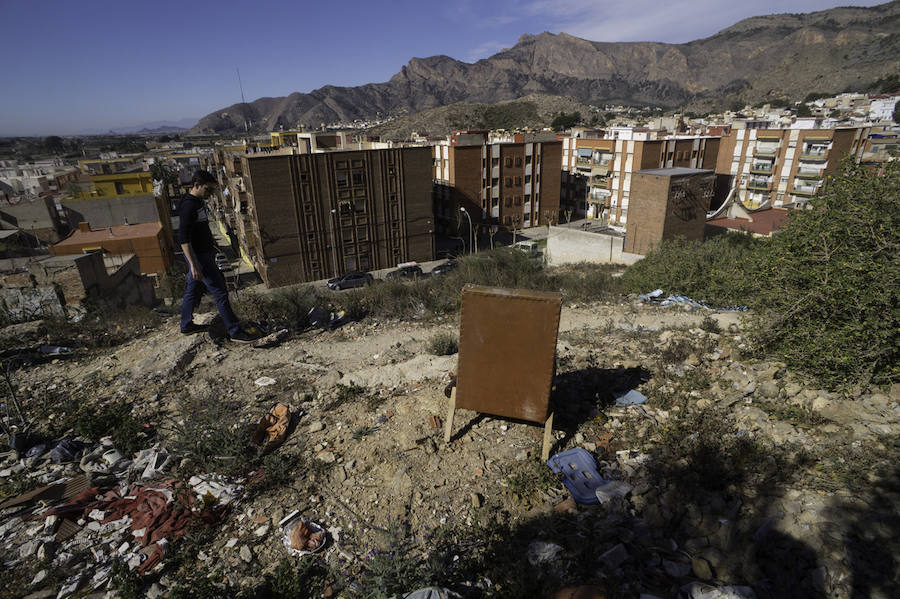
[460,207,475,254]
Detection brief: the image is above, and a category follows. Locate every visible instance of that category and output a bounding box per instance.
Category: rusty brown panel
[456,285,561,423]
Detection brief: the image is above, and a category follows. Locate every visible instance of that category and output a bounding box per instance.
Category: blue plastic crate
[547,448,605,505]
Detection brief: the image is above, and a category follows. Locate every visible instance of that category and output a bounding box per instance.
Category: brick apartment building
[218,147,434,288]
[50,221,174,280]
[624,167,715,255]
[432,138,562,235]
[562,133,720,224]
[715,126,874,209]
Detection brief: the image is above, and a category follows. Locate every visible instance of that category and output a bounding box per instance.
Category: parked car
[327,271,374,290]
[513,240,540,254]
[430,260,459,276]
[386,264,424,280]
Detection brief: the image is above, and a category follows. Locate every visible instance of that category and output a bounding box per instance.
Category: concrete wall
[546,226,643,266]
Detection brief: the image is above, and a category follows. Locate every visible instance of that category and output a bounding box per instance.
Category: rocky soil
[0,298,897,599]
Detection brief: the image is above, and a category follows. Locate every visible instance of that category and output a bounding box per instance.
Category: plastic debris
[527,541,564,565]
[252,403,291,452]
[308,306,349,330]
[189,474,243,506]
[282,517,326,557]
[679,582,757,599]
[39,345,72,355]
[614,389,648,407]
[594,480,633,505]
[50,440,88,463]
[390,588,462,599]
[547,448,605,505]
[638,289,747,312]
[254,376,277,387]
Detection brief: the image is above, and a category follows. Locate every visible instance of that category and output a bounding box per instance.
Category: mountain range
[190,1,900,136]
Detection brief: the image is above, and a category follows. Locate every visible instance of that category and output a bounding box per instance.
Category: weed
[426,332,458,356]
[352,425,379,440]
[699,315,722,334]
[326,383,367,410]
[0,470,42,500]
[167,390,255,477]
[109,559,143,599]
[504,456,563,506]
[757,400,828,428]
[73,399,150,456]
[267,558,335,599]
[248,452,304,495]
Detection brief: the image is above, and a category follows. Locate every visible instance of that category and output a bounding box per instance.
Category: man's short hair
[191,170,218,187]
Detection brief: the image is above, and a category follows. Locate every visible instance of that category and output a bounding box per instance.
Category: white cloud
[467,40,512,60]
[519,0,884,43]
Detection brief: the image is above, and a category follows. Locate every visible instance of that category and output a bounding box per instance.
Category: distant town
[1,91,897,319]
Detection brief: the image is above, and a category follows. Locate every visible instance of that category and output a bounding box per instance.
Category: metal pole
[460,208,473,255]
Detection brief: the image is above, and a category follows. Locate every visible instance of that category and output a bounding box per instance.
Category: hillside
[190,2,900,134]
[1,287,897,597]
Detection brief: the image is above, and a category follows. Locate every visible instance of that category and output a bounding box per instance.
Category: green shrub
[426,332,458,356]
[751,159,899,389]
[620,232,763,306]
[73,399,149,456]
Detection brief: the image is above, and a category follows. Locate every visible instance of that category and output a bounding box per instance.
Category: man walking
[178,170,256,343]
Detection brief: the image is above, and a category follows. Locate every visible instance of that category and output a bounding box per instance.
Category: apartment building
[562,134,720,223]
[432,139,562,234]
[715,127,872,209]
[217,147,434,288]
[624,168,715,255]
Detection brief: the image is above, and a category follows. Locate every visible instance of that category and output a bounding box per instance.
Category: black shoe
[181,322,208,335]
[228,329,259,343]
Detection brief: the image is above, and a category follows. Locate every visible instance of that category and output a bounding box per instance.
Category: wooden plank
[541,411,554,462]
[443,386,457,444]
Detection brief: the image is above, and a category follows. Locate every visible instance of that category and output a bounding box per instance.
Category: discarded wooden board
[445,285,562,460]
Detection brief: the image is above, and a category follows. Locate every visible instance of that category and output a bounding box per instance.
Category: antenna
[237,68,250,134]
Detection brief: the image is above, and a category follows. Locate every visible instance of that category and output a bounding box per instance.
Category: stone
[308,421,325,433]
[758,381,779,399]
[599,543,629,569]
[239,545,253,562]
[316,451,336,463]
[691,556,714,580]
[663,559,692,577]
[253,525,269,537]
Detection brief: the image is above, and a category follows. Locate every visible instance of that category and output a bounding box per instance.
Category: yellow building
[71,172,154,200]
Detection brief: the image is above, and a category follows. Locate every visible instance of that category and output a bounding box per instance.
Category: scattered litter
[308,307,349,331]
[527,541,564,565]
[50,440,88,464]
[547,448,606,505]
[614,389,649,407]
[282,518,326,557]
[252,403,291,452]
[389,588,461,599]
[679,582,757,599]
[637,289,747,312]
[39,345,72,356]
[594,480,633,505]
[254,376,277,387]
[130,448,171,480]
[189,474,243,506]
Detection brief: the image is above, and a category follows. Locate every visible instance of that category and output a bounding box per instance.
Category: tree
[796,103,813,118]
[751,159,900,389]
[550,112,581,131]
[43,135,64,154]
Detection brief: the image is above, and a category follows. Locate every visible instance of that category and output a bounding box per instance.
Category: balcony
[795,168,822,180]
[749,162,774,175]
[747,177,772,191]
[575,157,591,167]
[754,143,780,157]
[861,150,894,162]
[799,147,828,161]
[792,183,819,196]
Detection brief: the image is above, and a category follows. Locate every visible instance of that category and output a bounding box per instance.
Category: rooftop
[54,222,161,247]
[707,208,792,237]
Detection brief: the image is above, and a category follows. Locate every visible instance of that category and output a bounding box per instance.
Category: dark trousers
[180,251,240,336]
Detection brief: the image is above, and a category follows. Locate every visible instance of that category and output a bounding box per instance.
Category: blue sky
[0,0,886,136]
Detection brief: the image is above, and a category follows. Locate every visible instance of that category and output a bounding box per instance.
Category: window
[115,182,125,194]
[354,198,366,212]
[352,159,365,168]
[492,158,499,167]
[505,177,512,187]
[357,227,368,241]
[515,157,522,167]
[515,196,522,206]
[525,155,532,164]
[300,173,309,182]
[505,157,512,167]
[515,176,521,186]
[505,197,512,207]
[352,172,365,186]
[336,172,348,187]
[336,160,349,169]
